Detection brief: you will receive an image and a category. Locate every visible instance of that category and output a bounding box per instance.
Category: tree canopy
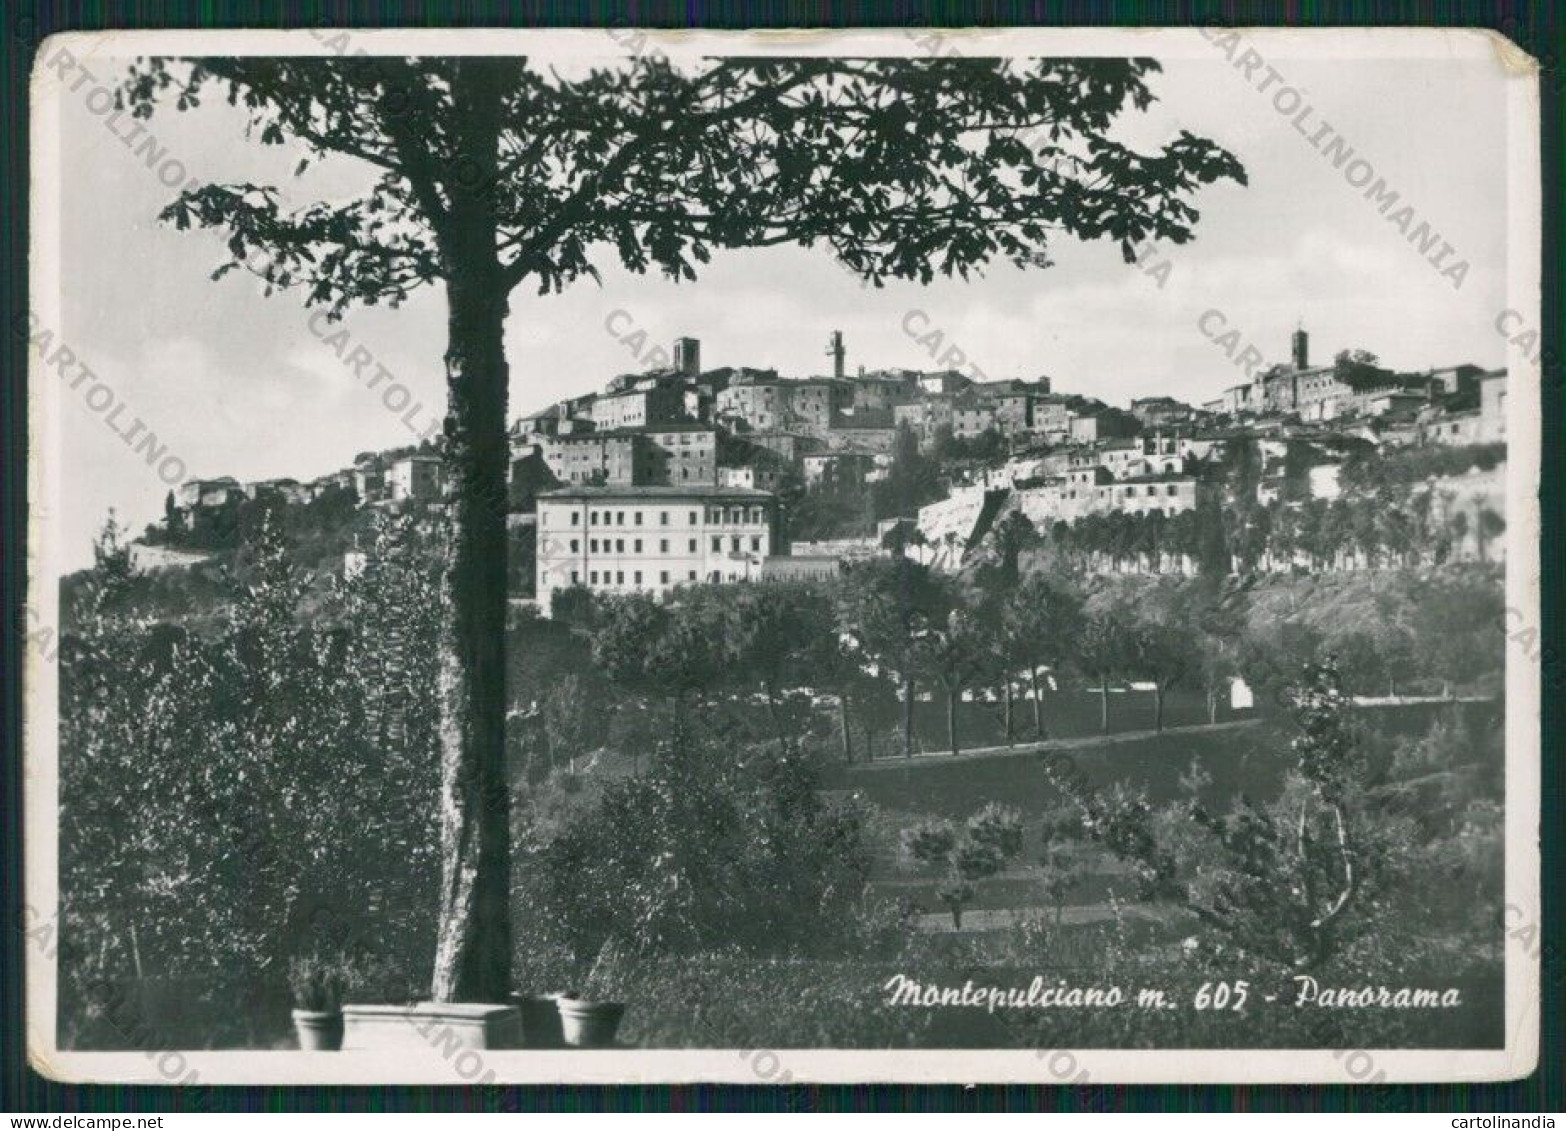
[121,47,1245,1004]
[124,54,1246,309]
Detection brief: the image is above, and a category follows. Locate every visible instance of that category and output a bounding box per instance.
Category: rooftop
[539,484,775,501]
[554,422,715,439]
[971,379,1037,395]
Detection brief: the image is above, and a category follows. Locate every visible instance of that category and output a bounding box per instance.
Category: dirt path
[912,903,1176,934]
[844,717,1262,774]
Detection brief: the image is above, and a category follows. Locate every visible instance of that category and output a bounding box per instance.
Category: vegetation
[902,804,1025,929]
[990,573,1082,741]
[287,953,352,1013]
[871,424,947,524]
[58,502,1503,1049]
[1339,440,1506,492]
[518,721,873,973]
[60,513,441,1046]
[128,51,1242,1002]
[1043,483,1495,577]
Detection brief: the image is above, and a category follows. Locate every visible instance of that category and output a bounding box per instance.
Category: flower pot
[555,997,626,1048]
[511,992,569,1049]
[292,1008,343,1051]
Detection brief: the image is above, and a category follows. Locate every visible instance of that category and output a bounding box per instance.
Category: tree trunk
[764,677,789,753]
[901,674,915,759]
[1154,685,1165,733]
[667,692,691,761]
[431,61,513,1005]
[1207,685,1219,725]
[838,691,853,764]
[1031,666,1045,738]
[946,688,960,755]
[1003,681,1014,746]
[1099,681,1110,734]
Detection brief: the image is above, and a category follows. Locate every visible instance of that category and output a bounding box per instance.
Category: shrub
[902,804,1025,928]
[287,953,351,1012]
[517,720,875,968]
[59,512,442,1045]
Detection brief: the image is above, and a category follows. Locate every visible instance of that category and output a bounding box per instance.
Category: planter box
[340,1003,523,1051]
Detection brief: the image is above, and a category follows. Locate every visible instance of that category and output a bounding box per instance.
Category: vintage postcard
[24,26,1541,1085]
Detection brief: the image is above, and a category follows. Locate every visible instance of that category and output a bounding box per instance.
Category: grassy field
[619,697,1507,1051]
[850,686,1237,761]
[833,699,1500,819]
[835,699,1503,930]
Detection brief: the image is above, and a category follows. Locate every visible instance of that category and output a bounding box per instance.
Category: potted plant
[288,953,348,1051]
[511,991,569,1049]
[510,944,580,1048]
[555,939,630,1048]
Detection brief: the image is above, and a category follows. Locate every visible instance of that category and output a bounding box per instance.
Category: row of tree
[544,548,1502,768]
[551,571,1504,975]
[788,426,1505,579]
[1037,488,1503,577]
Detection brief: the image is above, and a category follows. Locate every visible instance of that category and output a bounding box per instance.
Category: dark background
[2,0,1560,1114]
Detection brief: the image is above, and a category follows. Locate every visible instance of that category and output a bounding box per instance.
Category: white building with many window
[535,485,779,612]
[1015,471,1209,527]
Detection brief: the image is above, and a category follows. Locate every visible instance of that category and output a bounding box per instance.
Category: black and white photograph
[22,26,1540,1085]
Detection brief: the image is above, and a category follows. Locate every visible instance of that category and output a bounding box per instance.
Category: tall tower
[826,330,845,380]
[673,337,701,378]
[1291,322,1309,370]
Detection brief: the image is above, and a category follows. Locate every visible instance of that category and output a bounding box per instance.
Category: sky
[41,35,1517,570]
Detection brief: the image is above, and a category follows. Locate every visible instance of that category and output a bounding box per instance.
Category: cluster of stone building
[149,326,1507,592]
[1203,326,1507,442]
[526,328,1504,598]
[169,449,447,528]
[517,327,1504,599]
[512,332,1148,607]
[143,452,449,573]
[507,332,1162,488]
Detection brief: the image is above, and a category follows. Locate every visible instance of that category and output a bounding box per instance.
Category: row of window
[567,569,744,587]
[567,535,764,555]
[1061,483,1186,501]
[557,436,712,451]
[561,506,767,527]
[561,467,706,483]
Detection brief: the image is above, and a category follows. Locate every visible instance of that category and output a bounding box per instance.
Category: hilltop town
[133,325,1507,605]
[47,38,1528,1071]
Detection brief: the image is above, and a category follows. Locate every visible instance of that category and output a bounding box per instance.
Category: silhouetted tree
[126,52,1242,1001]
